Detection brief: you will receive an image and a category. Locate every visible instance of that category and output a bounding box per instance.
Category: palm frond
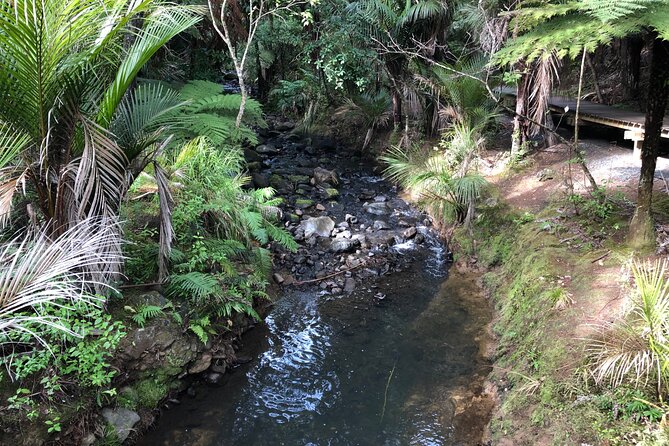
[98,4,201,125]
[70,118,128,222]
[0,217,123,346]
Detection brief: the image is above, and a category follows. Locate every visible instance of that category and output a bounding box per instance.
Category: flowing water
[139,246,492,445]
[138,136,493,446]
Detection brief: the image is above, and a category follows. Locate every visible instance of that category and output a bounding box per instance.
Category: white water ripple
[232,293,339,431]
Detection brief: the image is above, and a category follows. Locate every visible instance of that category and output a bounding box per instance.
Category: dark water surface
[138,240,492,446]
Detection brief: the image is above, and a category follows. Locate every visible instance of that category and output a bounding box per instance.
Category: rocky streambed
[135,122,494,445]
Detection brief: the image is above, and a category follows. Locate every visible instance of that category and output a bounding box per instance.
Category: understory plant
[124,137,297,335]
[587,259,669,398]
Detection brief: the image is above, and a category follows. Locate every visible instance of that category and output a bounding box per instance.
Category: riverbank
[454,139,669,445]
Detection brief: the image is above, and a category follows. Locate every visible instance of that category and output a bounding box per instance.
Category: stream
[138,126,493,445]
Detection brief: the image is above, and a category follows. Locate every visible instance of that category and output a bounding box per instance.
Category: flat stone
[373,220,390,230]
[101,408,140,443]
[273,273,284,284]
[330,238,360,253]
[256,143,280,154]
[323,188,339,199]
[363,202,389,215]
[188,353,212,374]
[403,227,418,239]
[344,277,356,293]
[295,199,315,209]
[316,203,326,211]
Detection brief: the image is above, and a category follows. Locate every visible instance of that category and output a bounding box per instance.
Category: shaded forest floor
[460,130,669,444]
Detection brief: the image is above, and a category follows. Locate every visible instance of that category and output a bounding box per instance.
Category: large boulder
[300,217,336,238]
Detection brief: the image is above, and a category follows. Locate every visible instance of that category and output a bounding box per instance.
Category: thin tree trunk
[511,61,529,156]
[629,36,669,249]
[235,62,247,128]
[391,88,402,128]
[586,52,604,103]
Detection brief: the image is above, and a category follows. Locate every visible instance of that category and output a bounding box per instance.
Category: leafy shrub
[1,304,125,413]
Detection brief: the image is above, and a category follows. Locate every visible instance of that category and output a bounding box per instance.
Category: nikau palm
[0,0,199,233]
[0,0,199,343]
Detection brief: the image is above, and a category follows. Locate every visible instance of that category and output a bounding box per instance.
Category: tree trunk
[620,35,644,102]
[511,61,530,156]
[235,61,247,128]
[629,37,669,249]
[391,88,402,128]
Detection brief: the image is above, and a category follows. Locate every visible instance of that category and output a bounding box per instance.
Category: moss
[295,199,314,209]
[135,378,169,409]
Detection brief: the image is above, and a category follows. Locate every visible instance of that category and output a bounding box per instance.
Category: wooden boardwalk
[498,87,669,153]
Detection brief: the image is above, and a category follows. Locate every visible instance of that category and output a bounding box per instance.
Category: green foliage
[495,0,669,66]
[382,144,487,226]
[587,259,669,396]
[172,80,266,147]
[188,316,213,344]
[1,304,125,414]
[127,305,165,328]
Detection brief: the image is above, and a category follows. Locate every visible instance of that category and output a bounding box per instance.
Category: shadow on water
[138,237,492,446]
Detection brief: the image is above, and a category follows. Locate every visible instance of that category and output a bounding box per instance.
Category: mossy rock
[295,199,314,209]
[323,188,339,200]
[269,174,288,190]
[288,175,310,185]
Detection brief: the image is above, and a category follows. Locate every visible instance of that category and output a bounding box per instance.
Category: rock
[335,230,352,239]
[81,433,96,446]
[205,372,224,385]
[373,220,390,230]
[269,174,289,190]
[403,227,418,239]
[275,120,295,131]
[415,233,425,244]
[210,363,228,374]
[256,143,280,154]
[312,136,338,151]
[363,202,389,215]
[248,162,264,173]
[288,174,310,185]
[243,148,262,162]
[537,168,555,181]
[323,188,339,199]
[313,167,339,185]
[345,214,358,224]
[295,199,315,209]
[101,408,140,443]
[188,353,212,374]
[374,195,388,202]
[301,217,336,238]
[330,238,360,253]
[344,278,356,293]
[251,173,269,188]
[316,203,326,211]
[273,273,284,284]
